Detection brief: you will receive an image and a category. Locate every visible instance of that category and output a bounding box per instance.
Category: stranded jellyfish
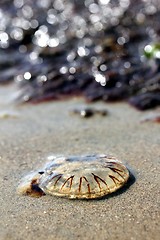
[17,154,130,199]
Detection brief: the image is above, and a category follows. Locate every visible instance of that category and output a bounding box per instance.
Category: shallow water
[0,0,160,110]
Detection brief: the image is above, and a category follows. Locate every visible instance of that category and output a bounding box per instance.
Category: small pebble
[0,109,19,119]
[70,107,108,118]
[140,113,160,123]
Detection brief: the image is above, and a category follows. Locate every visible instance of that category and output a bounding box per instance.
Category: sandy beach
[0,85,159,240]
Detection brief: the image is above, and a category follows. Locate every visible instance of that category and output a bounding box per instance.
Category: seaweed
[0,0,160,110]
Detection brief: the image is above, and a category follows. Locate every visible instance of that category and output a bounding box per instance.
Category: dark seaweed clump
[0,0,160,110]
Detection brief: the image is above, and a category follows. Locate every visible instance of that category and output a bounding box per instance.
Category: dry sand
[0,85,160,240]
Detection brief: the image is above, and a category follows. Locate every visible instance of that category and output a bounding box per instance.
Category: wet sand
[0,89,160,240]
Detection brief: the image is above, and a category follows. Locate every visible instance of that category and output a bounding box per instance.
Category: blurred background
[0,0,160,110]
